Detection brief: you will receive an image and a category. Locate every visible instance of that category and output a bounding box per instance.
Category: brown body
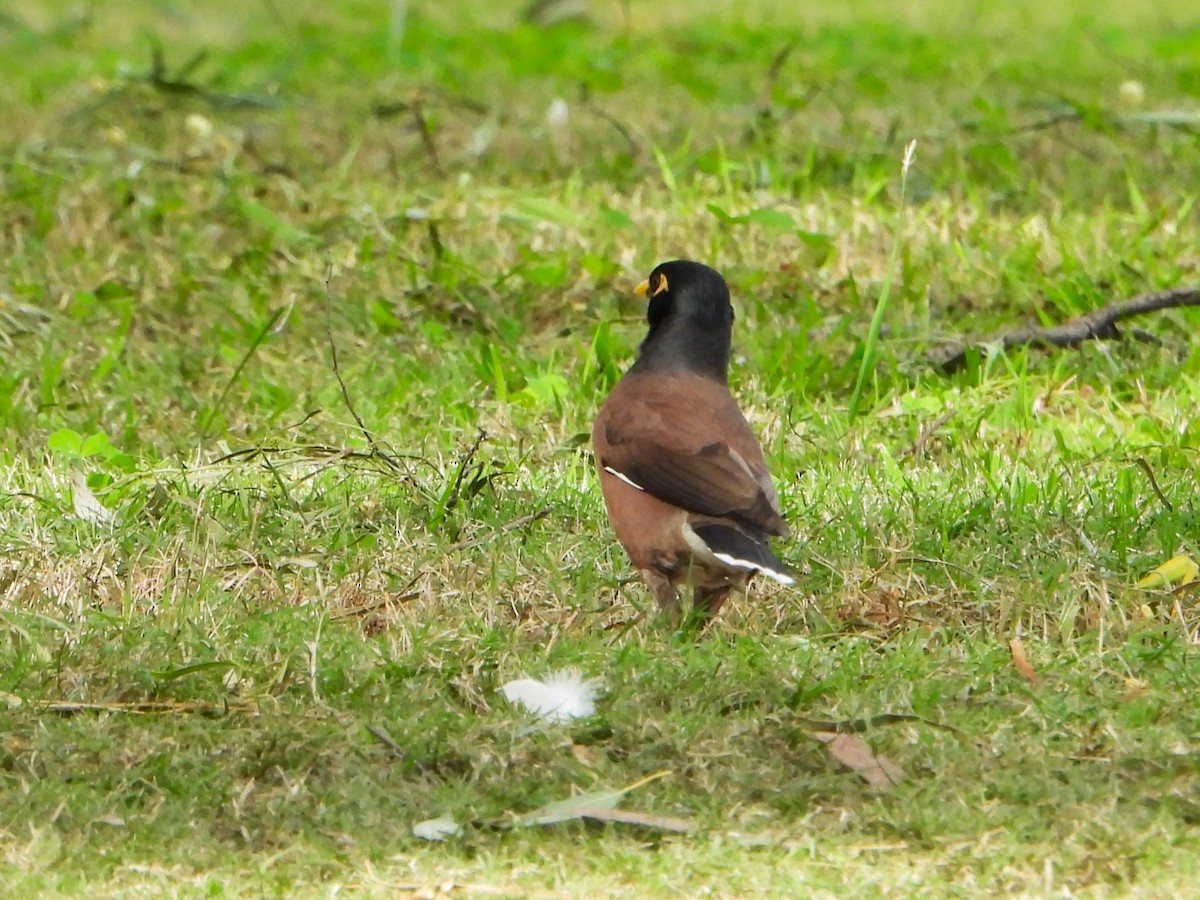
[593,369,790,621]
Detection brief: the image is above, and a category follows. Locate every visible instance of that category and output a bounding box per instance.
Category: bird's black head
[632,260,734,381]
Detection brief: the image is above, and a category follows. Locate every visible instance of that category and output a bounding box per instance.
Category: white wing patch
[604,466,645,491]
[711,551,795,585]
[681,522,794,585]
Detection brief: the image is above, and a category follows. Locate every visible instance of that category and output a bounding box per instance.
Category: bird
[592,260,793,626]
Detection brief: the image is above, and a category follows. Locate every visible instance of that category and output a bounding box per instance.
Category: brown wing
[594,373,788,537]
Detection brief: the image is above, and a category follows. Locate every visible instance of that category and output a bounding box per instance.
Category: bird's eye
[650,273,669,297]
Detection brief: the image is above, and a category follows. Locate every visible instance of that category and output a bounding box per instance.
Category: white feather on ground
[412,816,460,841]
[71,472,115,525]
[500,668,602,723]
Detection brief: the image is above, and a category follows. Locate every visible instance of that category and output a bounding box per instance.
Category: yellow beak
[634,279,650,298]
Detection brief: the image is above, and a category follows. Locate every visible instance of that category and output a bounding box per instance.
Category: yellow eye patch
[635,273,668,297]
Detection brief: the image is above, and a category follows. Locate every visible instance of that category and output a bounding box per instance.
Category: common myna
[592,260,793,624]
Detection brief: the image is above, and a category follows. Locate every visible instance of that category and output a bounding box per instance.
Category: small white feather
[500,668,602,723]
[412,816,460,841]
[603,467,645,491]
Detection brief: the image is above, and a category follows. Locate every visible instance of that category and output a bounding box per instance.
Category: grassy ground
[2,0,1199,895]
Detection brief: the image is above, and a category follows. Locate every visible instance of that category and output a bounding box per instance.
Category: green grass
[2,0,1199,895]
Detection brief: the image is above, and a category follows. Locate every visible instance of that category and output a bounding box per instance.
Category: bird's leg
[695,585,733,618]
[684,585,733,633]
[641,570,682,625]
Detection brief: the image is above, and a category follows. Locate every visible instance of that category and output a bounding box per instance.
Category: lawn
[1,0,1199,895]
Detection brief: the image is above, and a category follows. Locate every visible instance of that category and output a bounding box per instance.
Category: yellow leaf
[1137,555,1199,589]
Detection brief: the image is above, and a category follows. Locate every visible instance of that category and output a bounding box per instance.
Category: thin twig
[333,573,424,620]
[32,699,253,715]
[372,92,488,119]
[896,409,957,460]
[425,220,445,261]
[258,0,295,38]
[445,507,552,552]
[260,453,302,513]
[145,43,280,110]
[169,49,209,83]
[333,591,421,620]
[1133,457,1174,512]
[961,104,1200,139]
[207,444,431,475]
[989,110,1084,136]
[409,101,443,173]
[323,267,402,472]
[438,428,488,520]
[792,711,964,736]
[367,725,407,759]
[930,287,1200,373]
[764,41,798,96]
[582,99,642,160]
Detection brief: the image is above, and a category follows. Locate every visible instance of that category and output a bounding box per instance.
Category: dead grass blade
[512,770,679,829]
[580,807,692,833]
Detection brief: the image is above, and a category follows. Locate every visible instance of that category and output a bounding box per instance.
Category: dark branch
[929,287,1200,373]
